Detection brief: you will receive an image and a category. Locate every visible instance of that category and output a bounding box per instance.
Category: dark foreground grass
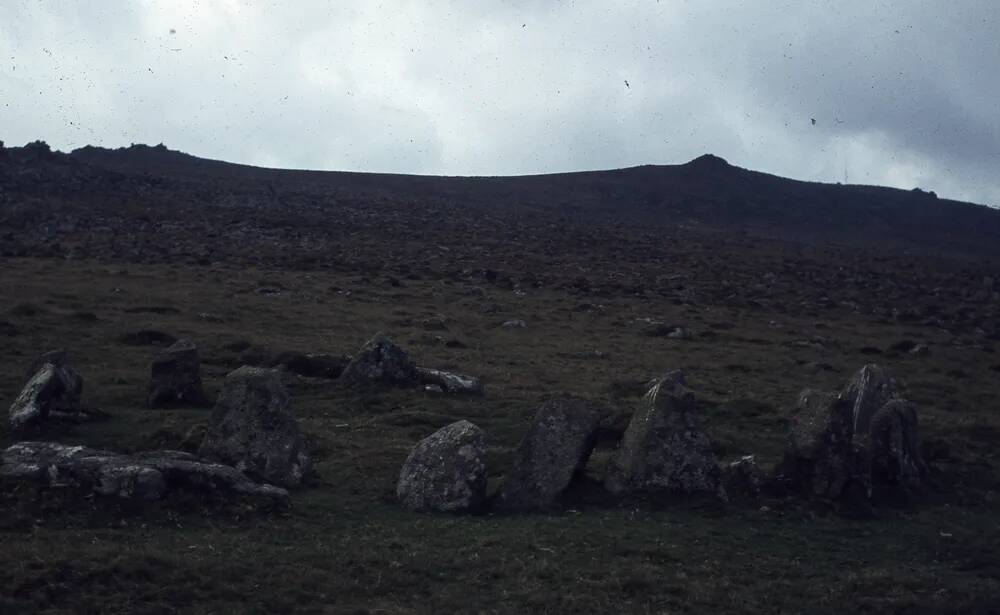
[1,257,998,614]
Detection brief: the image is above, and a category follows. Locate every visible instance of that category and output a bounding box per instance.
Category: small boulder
[8,351,83,429]
[147,339,208,408]
[340,333,420,386]
[198,367,311,487]
[397,420,487,513]
[416,367,485,396]
[604,371,726,501]
[495,397,601,512]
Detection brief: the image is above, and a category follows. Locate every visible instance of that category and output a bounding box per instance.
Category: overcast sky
[2,1,998,206]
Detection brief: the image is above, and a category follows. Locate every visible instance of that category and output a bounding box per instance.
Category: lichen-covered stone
[496,397,601,512]
[604,371,726,501]
[397,420,487,513]
[777,364,926,507]
[198,367,311,487]
[340,333,420,386]
[0,441,288,502]
[147,338,208,408]
[8,351,83,429]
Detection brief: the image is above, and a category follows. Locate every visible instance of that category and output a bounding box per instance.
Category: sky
[2,1,998,206]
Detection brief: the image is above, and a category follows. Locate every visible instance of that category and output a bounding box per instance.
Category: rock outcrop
[777,364,927,507]
[198,367,311,487]
[397,420,487,513]
[495,397,601,512]
[604,371,726,501]
[340,333,420,386]
[147,339,208,407]
[8,350,83,429]
[0,441,288,503]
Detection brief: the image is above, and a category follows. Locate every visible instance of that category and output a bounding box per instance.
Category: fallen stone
[495,397,601,512]
[274,352,348,379]
[416,367,485,396]
[199,367,311,487]
[340,333,420,386]
[397,420,487,513]
[604,371,726,501]
[501,319,527,329]
[9,351,83,429]
[147,339,208,408]
[0,441,288,503]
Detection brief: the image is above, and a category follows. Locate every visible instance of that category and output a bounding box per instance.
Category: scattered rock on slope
[604,370,726,501]
[0,441,288,503]
[495,397,601,512]
[199,366,311,487]
[148,339,208,408]
[397,420,487,513]
[8,350,83,429]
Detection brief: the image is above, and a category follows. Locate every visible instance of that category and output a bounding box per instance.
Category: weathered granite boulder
[198,367,311,487]
[397,420,487,513]
[777,364,927,507]
[416,367,485,396]
[495,397,601,512]
[868,399,927,499]
[340,333,420,386]
[0,441,288,503]
[147,339,208,408]
[9,351,83,429]
[604,371,726,501]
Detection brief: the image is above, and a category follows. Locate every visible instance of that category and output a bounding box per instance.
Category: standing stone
[604,371,726,501]
[868,399,928,498]
[496,397,602,512]
[340,333,420,386]
[147,339,208,407]
[777,364,926,507]
[8,350,83,429]
[397,420,487,513]
[198,367,311,487]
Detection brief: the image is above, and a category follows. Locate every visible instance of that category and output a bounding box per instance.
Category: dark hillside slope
[6,141,999,257]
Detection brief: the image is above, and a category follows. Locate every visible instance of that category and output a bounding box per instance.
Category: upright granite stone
[604,371,726,501]
[9,350,83,429]
[340,333,420,386]
[147,339,208,407]
[496,397,602,512]
[397,420,487,513]
[198,367,311,487]
[868,399,927,499]
[777,364,926,506]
